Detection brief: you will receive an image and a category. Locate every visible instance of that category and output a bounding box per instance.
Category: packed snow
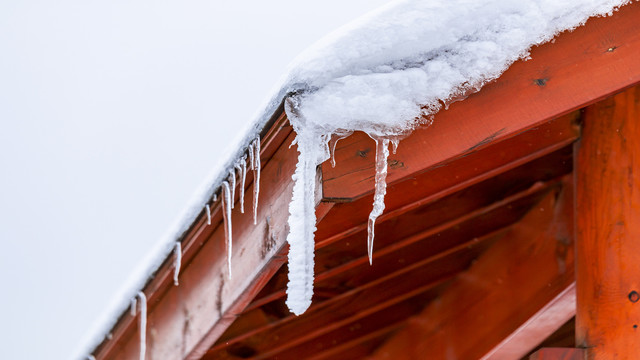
[77,0,631,357]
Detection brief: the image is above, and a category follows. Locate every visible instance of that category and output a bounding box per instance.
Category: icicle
[367,138,390,265]
[137,291,147,360]
[205,204,211,225]
[228,170,236,209]
[390,138,400,155]
[251,137,261,225]
[221,181,233,278]
[87,355,96,360]
[129,292,147,360]
[284,129,318,315]
[173,242,181,286]
[130,297,137,316]
[236,157,247,213]
[248,142,254,171]
[329,131,353,168]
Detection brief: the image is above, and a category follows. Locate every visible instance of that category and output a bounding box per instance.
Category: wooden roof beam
[371,177,576,360]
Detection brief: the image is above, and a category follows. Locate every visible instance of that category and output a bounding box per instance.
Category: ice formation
[205,204,211,225]
[221,181,233,278]
[130,292,147,360]
[173,241,181,286]
[235,158,247,213]
[281,0,631,315]
[249,138,261,225]
[367,138,390,265]
[87,355,95,360]
[228,171,236,209]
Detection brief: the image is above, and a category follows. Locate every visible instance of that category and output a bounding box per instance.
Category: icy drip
[129,297,137,316]
[130,292,147,360]
[329,130,353,168]
[173,242,181,286]
[236,158,247,213]
[87,355,95,360]
[221,181,233,278]
[228,170,236,209]
[251,138,261,225]
[390,138,399,155]
[205,204,211,225]
[367,138,390,265]
[284,128,322,315]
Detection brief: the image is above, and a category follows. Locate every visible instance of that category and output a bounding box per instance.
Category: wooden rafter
[371,179,575,359]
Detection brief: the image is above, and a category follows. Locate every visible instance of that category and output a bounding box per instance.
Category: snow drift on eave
[281,0,631,315]
[75,0,632,358]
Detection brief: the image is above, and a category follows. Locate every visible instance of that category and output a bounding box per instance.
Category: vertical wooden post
[575,85,640,358]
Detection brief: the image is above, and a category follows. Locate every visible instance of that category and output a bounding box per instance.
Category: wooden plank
[372,178,575,360]
[529,348,585,360]
[481,284,576,359]
[575,85,640,357]
[322,2,640,201]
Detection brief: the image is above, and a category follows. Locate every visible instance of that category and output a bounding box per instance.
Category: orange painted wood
[95,130,298,360]
[317,115,578,246]
[322,2,640,201]
[529,348,585,360]
[245,174,562,314]
[575,85,640,358]
[206,237,481,358]
[373,180,575,360]
[481,283,576,359]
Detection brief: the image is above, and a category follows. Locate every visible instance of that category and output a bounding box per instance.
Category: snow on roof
[75,0,630,357]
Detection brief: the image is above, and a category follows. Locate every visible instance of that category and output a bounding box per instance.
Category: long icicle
[137,291,147,360]
[252,137,261,225]
[285,129,317,315]
[173,241,181,286]
[205,204,211,225]
[221,182,232,278]
[367,138,390,265]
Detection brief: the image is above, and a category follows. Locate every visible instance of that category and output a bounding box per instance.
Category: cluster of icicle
[217,137,261,278]
[283,97,405,315]
[86,138,262,360]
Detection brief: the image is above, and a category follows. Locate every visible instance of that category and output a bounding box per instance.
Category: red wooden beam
[372,179,575,359]
[481,284,576,359]
[322,2,640,201]
[575,85,640,356]
[529,348,585,360]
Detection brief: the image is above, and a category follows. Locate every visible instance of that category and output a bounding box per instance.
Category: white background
[0,1,390,358]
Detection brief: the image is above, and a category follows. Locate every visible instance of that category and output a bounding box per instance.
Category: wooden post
[575,85,640,358]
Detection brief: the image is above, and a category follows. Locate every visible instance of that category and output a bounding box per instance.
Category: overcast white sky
[0,1,390,359]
